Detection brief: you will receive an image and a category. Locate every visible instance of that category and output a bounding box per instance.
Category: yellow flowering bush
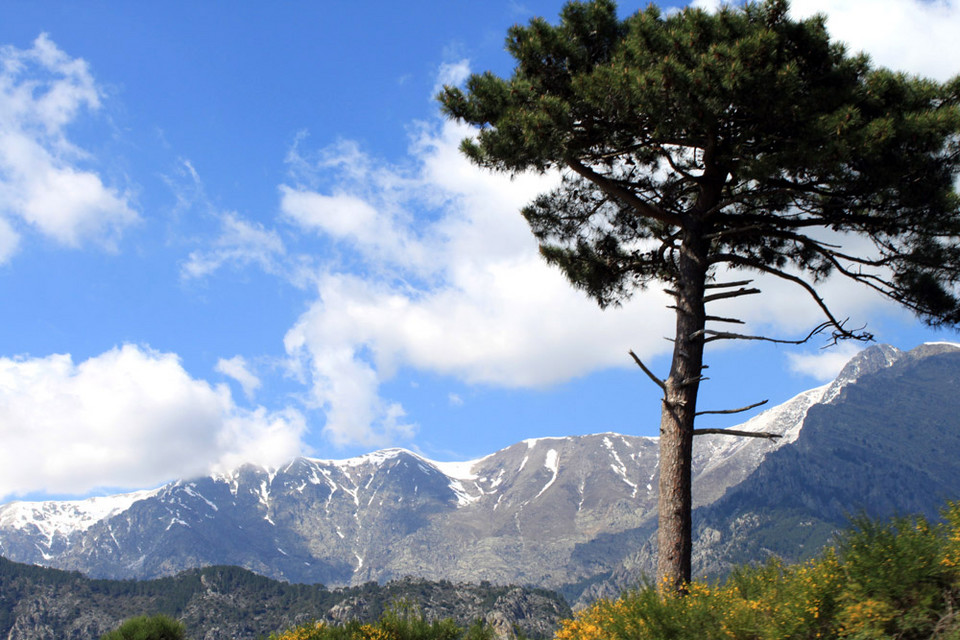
[270,604,492,640]
[552,501,960,640]
[272,621,328,640]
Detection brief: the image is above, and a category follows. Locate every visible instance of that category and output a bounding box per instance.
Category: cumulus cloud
[691,0,960,81]
[279,46,921,448]
[280,119,678,447]
[787,0,960,82]
[0,345,306,499]
[0,34,138,259]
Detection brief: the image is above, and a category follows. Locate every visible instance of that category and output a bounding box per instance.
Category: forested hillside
[0,557,569,640]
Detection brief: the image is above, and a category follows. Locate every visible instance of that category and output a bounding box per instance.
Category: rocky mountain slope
[2,343,958,607]
[0,557,569,640]
[582,342,960,602]
[0,406,811,592]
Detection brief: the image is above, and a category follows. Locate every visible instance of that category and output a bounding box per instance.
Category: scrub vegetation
[556,502,960,640]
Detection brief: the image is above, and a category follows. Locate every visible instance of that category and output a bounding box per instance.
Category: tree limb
[565,157,683,227]
[695,399,768,416]
[705,315,745,325]
[704,279,754,289]
[702,287,761,304]
[628,350,666,391]
[694,320,835,345]
[711,254,874,342]
[692,428,782,439]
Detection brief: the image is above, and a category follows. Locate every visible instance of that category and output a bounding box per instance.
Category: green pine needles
[440,0,960,323]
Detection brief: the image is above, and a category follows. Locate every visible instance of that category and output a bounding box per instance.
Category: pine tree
[439,0,960,592]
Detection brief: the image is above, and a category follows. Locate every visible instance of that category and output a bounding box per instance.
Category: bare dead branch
[692,428,782,439]
[694,321,834,345]
[696,399,768,416]
[712,254,874,341]
[628,350,667,392]
[704,279,754,289]
[705,315,745,325]
[702,287,761,304]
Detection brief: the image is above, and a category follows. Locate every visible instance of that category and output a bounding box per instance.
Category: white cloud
[787,0,960,82]
[215,355,262,400]
[692,0,960,81]
[0,34,138,255]
[787,343,865,381]
[433,59,471,96]
[280,24,945,449]
[281,118,677,447]
[281,8,960,450]
[0,345,306,499]
[164,158,289,281]
[181,211,286,280]
[0,216,19,263]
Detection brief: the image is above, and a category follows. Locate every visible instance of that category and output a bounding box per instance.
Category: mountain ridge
[2,342,958,606]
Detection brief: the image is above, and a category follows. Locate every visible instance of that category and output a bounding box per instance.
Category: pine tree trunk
[656,225,708,592]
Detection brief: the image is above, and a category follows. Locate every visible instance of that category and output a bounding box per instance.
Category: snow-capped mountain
[2,343,959,605]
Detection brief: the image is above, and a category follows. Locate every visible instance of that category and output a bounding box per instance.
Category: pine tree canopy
[439,0,960,334]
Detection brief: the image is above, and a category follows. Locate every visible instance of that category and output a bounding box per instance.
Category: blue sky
[0,0,958,502]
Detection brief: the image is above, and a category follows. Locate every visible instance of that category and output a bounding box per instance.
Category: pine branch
[565,157,682,227]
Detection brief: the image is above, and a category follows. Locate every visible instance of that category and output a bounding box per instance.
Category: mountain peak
[909,341,960,359]
[822,343,902,403]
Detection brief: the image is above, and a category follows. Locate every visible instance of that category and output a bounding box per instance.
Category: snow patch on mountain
[535,450,560,498]
[0,489,158,543]
[432,457,484,481]
[694,383,829,482]
[604,436,639,496]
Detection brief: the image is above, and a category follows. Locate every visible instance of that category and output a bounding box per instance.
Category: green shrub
[270,602,495,640]
[555,502,960,640]
[101,614,185,640]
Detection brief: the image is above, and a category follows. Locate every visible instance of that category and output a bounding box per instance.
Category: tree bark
[656,224,708,592]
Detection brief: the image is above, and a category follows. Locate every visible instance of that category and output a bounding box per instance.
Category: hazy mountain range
[2,342,959,607]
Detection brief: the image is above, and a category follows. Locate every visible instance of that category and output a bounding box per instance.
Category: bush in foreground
[556,502,960,640]
[270,603,496,640]
[100,614,185,640]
